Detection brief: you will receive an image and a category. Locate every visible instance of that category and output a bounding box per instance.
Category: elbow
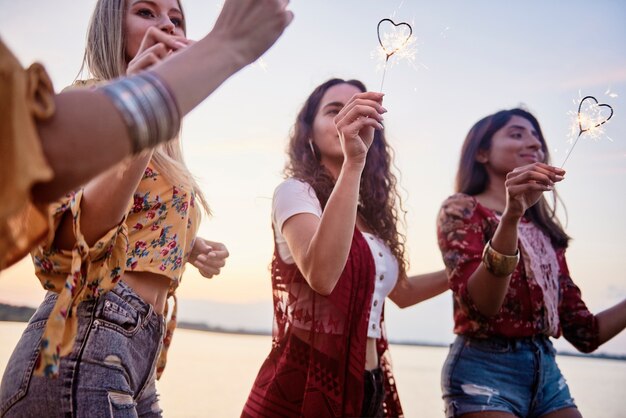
[474,301,501,318]
[577,345,596,354]
[393,298,411,309]
[31,181,64,204]
[478,307,501,318]
[307,273,338,296]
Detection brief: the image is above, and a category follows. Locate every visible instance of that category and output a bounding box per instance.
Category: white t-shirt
[272,178,398,338]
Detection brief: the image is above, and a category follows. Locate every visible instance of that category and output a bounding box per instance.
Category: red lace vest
[242,227,403,417]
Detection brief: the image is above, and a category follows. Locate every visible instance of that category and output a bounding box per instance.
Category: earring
[308,139,318,160]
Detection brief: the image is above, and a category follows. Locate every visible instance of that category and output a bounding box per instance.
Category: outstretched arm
[389,270,449,308]
[32,0,293,203]
[597,299,626,345]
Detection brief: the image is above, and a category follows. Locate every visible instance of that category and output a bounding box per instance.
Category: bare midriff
[366,337,379,370]
[122,271,171,314]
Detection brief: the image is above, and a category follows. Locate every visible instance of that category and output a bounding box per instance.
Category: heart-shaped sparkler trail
[578,95,614,134]
[377,18,413,60]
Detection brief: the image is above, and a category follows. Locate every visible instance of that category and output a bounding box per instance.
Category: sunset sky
[1,0,625,354]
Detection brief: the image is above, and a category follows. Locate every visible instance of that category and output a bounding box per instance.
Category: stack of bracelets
[99,71,181,154]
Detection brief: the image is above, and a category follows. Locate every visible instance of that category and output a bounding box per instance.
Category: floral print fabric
[31,163,199,378]
[437,193,599,353]
[31,190,128,376]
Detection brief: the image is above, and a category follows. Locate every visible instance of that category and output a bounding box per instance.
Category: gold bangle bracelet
[481,240,519,277]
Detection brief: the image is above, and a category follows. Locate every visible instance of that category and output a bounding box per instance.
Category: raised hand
[333,92,386,167]
[127,27,192,76]
[504,162,565,219]
[188,238,229,279]
[211,0,294,67]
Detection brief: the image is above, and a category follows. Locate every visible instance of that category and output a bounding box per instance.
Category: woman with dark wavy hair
[437,108,626,417]
[242,78,451,418]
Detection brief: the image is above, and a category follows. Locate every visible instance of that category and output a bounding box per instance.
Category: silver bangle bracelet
[99,71,181,154]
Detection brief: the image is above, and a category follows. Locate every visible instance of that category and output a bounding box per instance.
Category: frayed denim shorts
[0,281,165,418]
[441,334,577,418]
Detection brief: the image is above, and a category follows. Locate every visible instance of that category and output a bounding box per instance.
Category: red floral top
[437,193,600,353]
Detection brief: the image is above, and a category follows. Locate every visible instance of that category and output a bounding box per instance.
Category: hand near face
[504,162,565,219]
[211,0,293,66]
[127,27,192,76]
[333,92,386,167]
[188,237,229,279]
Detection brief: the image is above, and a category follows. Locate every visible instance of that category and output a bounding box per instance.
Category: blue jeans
[0,281,165,417]
[441,335,577,418]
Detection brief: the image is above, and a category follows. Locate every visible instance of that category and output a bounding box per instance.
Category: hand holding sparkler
[561,95,614,167]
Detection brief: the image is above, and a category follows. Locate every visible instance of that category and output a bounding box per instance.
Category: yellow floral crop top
[31,162,200,378]
[126,163,200,281]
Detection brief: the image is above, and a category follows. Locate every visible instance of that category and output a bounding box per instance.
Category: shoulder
[439,193,477,220]
[273,178,318,202]
[62,79,100,93]
[272,178,322,226]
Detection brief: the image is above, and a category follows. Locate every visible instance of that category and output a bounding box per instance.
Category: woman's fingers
[336,93,386,119]
[507,182,553,198]
[139,26,189,53]
[508,163,565,181]
[190,239,229,279]
[128,32,191,75]
[212,0,293,65]
[127,45,168,75]
[335,105,385,132]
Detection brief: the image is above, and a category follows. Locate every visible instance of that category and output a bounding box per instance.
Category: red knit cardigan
[242,228,403,418]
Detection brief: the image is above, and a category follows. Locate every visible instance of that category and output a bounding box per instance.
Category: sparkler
[561,95,614,168]
[376,18,415,92]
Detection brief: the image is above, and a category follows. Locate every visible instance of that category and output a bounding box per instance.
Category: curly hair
[284,78,408,277]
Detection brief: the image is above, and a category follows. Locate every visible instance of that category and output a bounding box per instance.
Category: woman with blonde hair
[0,0,292,416]
[0,0,292,271]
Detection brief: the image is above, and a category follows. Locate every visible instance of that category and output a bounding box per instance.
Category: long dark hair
[285,78,408,277]
[455,108,570,248]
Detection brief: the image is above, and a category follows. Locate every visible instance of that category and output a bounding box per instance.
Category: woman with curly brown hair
[242,78,450,418]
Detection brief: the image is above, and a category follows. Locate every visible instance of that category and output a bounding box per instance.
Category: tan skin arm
[388,270,449,309]
[468,162,564,316]
[53,29,178,249]
[31,0,293,204]
[282,93,385,296]
[597,299,626,345]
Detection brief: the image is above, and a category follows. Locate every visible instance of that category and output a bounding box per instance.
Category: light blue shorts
[441,335,577,418]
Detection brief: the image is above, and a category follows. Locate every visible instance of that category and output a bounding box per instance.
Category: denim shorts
[441,335,577,418]
[0,281,165,418]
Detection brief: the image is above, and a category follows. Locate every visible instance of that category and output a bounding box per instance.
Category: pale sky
[1,0,625,355]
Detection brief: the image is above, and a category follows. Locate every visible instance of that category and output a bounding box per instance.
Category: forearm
[467,214,520,316]
[302,163,364,295]
[32,91,134,203]
[152,33,244,116]
[597,299,626,345]
[54,152,152,249]
[390,269,449,308]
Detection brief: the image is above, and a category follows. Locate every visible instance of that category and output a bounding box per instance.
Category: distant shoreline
[2,302,625,362]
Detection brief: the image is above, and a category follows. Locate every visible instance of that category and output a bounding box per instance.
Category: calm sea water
[1,322,624,417]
